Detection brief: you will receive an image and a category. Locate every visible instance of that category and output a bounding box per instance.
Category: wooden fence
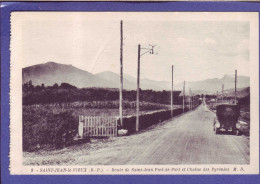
[78,116,118,138]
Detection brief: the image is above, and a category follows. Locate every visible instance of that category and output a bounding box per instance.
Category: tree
[60,83,76,89]
[53,83,59,88]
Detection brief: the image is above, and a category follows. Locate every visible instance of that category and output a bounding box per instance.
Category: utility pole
[235,69,237,105]
[190,91,193,110]
[171,65,174,117]
[136,44,141,132]
[193,95,195,108]
[191,90,193,110]
[183,81,185,112]
[192,91,194,110]
[188,88,190,110]
[190,95,192,110]
[136,44,156,132]
[222,84,224,104]
[193,95,194,109]
[216,91,218,106]
[193,94,194,109]
[119,20,123,127]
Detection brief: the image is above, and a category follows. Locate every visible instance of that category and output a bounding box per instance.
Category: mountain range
[23,62,250,94]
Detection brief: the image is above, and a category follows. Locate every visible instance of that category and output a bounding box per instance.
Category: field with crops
[24,100,173,116]
[23,100,180,117]
[23,100,182,152]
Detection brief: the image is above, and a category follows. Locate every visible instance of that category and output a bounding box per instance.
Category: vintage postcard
[10,12,259,175]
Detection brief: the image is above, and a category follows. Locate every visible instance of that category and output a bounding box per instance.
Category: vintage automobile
[213,104,241,135]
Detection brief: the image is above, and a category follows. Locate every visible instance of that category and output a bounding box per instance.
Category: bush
[23,108,78,151]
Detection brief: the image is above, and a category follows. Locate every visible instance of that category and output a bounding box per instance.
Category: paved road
[98,104,249,165]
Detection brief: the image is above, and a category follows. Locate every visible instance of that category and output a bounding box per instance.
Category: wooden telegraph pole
[171,65,174,117]
[216,91,218,106]
[189,88,192,110]
[119,20,123,127]
[190,90,193,110]
[136,44,141,132]
[191,90,193,110]
[222,84,224,103]
[183,81,185,112]
[235,69,237,105]
[136,44,155,132]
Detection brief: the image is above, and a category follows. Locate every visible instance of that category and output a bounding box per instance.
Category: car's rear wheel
[232,129,236,135]
[236,129,241,136]
[215,128,219,134]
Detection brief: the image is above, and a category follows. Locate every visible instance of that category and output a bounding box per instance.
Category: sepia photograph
[9,12,259,174]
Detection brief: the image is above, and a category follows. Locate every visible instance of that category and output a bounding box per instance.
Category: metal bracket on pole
[136,44,157,132]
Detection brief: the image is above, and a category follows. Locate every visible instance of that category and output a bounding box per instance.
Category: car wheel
[236,130,241,136]
[232,130,237,135]
[215,128,219,135]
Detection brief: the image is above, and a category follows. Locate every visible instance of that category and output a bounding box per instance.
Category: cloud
[176,37,188,44]
[172,36,200,53]
[237,39,249,53]
[218,38,249,60]
[174,37,190,49]
[204,38,216,45]
[233,56,249,76]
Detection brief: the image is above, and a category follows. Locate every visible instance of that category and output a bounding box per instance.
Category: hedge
[119,108,190,134]
[23,108,78,151]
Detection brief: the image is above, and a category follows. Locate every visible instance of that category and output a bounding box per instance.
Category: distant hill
[23,62,250,93]
[223,87,250,98]
[23,62,170,90]
[95,71,135,90]
[22,62,114,88]
[177,75,250,95]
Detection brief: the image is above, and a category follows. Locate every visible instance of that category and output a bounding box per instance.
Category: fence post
[101,117,103,136]
[87,117,89,137]
[78,116,84,138]
[115,117,118,136]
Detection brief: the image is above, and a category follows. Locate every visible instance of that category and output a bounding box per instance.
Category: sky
[15,12,254,84]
